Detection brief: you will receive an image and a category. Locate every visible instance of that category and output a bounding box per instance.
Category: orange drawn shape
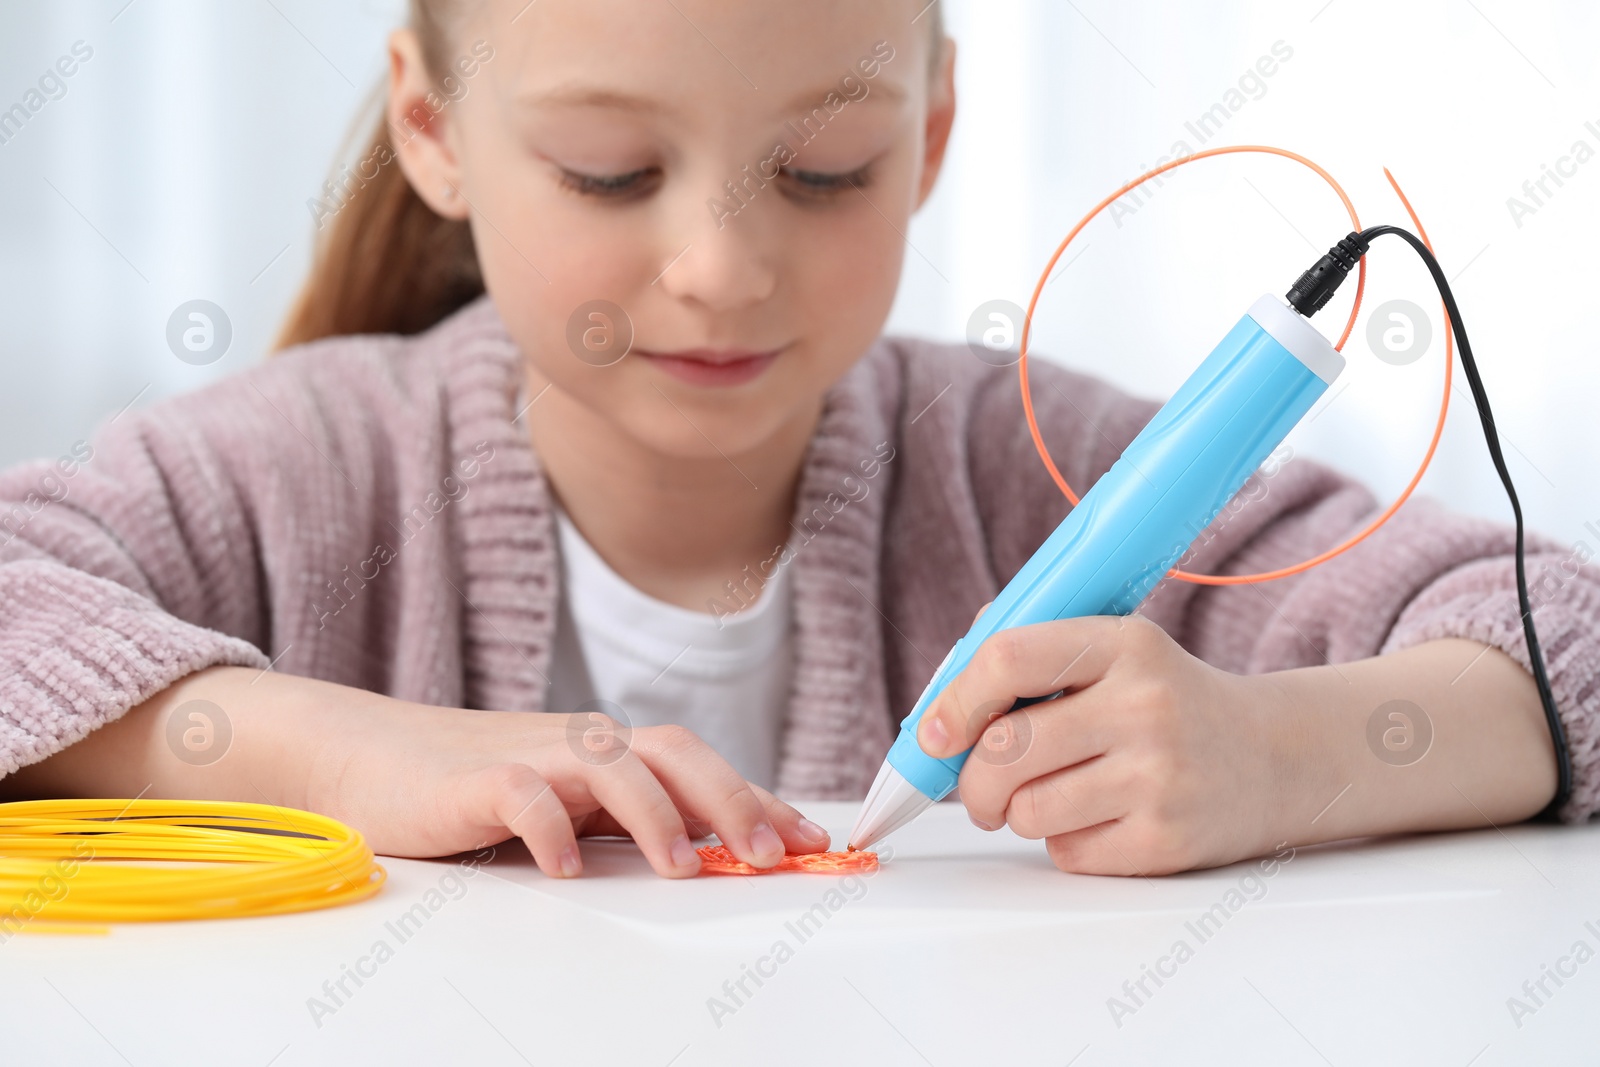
[696,845,878,876]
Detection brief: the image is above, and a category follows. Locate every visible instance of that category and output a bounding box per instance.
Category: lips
[635,347,782,388]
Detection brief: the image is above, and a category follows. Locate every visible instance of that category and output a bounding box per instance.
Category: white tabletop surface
[2,801,1598,1065]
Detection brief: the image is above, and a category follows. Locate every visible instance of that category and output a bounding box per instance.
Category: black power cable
[1285,227,1571,819]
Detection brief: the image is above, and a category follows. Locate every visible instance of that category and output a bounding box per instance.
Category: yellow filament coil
[0,799,385,932]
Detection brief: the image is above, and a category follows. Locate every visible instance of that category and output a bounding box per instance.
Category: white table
[3,801,1597,1065]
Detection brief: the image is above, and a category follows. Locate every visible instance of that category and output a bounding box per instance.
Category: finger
[1000,759,1128,840]
[468,763,582,879]
[954,692,1114,831]
[747,783,832,854]
[584,807,714,841]
[628,725,787,867]
[578,749,701,878]
[918,615,1132,759]
[1044,821,1148,876]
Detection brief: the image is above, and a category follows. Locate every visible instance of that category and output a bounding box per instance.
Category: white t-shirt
[546,505,793,790]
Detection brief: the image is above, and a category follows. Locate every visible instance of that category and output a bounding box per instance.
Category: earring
[441,183,457,201]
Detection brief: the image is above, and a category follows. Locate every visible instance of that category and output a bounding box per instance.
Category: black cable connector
[1286,226,1574,821]
[1284,232,1371,316]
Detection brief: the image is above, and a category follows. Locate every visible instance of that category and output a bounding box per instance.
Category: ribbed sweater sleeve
[0,408,272,775]
[0,300,539,781]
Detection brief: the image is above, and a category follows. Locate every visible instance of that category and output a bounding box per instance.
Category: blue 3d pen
[848,292,1346,850]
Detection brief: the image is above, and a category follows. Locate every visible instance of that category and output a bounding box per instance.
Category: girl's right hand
[0,666,830,880]
[308,693,831,879]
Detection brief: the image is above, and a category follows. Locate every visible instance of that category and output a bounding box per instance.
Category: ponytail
[274,96,483,351]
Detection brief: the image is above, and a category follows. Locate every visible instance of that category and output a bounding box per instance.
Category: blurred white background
[2,0,1596,547]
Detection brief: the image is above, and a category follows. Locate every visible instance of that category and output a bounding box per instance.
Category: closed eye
[782,163,873,198]
[557,166,662,200]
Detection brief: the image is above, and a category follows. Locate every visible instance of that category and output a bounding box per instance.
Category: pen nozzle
[849,762,936,851]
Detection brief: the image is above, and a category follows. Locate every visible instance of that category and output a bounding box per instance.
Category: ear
[914,37,957,211]
[387,28,471,221]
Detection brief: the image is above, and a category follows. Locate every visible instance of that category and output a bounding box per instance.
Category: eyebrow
[780,78,905,112]
[519,76,907,116]
[517,86,668,115]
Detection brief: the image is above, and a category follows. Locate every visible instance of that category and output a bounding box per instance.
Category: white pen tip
[849,761,935,851]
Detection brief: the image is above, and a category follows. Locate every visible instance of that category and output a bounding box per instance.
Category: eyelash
[557,167,661,200]
[783,163,873,198]
[554,163,874,201]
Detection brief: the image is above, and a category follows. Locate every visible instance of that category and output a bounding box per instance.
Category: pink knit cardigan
[2,296,1596,818]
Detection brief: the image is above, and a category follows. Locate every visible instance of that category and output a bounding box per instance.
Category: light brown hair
[276,0,946,350]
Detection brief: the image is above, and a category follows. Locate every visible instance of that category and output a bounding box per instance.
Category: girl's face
[389,0,955,462]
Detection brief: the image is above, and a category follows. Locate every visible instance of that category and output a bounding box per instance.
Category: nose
[654,181,778,312]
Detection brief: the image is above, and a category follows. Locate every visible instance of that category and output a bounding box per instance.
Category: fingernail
[558,845,582,877]
[969,813,994,832]
[750,823,784,863]
[921,716,948,753]
[797,818,829,843]
[670,834,698,869]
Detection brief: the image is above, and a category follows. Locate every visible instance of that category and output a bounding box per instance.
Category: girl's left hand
[913,613,1294,876]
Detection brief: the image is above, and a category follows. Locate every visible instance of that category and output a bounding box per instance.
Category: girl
[1,0,1595,880]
